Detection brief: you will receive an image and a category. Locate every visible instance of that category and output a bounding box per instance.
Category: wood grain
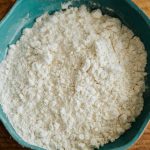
[133,0,150,16]
[0,0,150,150]
[0,0,15,20]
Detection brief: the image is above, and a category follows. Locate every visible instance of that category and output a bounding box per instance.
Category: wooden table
[0,0,150,149]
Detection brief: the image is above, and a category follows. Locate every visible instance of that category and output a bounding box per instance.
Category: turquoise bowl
[0,0,150,150]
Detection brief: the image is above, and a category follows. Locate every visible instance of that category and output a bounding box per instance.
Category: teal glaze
[0,0,150,150]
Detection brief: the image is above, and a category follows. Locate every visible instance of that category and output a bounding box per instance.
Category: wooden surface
[0,0,150,150]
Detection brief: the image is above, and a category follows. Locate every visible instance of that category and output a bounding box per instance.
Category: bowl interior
[0,0,150,150]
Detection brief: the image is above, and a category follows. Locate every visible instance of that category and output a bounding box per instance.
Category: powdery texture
[0,6,147,150]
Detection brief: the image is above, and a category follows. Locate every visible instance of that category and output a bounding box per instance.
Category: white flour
[0,6,147,150]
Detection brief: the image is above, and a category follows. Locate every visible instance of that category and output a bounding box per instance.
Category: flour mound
[0,6,147,150]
